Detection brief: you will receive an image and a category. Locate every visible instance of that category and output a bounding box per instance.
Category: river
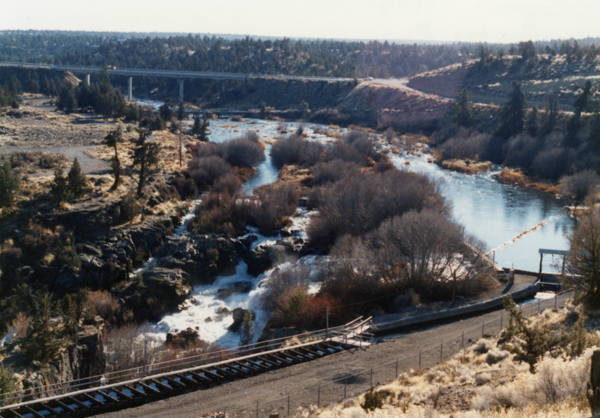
[148,118,573,348]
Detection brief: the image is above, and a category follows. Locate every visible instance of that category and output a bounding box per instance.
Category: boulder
[228,308,255,332]
[166,328,200,348]
[216,281,254,299]
[244,237,304,277]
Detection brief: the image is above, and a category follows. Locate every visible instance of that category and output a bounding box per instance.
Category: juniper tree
[104,127,124,190]
[22,292,63,364]
[132,128,160,198]
[496,82,527,139]
[0,160,20,208]
[176,102,187,167]
[526,103,539,137]
[192,113,210,142]
[50,165,69,207]
[452,88,473,127]
[67,158,90,198]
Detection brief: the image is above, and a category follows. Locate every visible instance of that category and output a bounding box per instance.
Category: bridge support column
[128,77,133,101]
[85,74,91,85]
[178,79,184,102]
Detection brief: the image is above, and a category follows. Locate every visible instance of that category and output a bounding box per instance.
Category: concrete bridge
[0,61,354,102]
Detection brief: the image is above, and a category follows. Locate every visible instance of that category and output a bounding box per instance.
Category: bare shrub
[486,349,510,365]
[104,323,157,375]
[504,133,539,169]
[189,156,233,189]
[218,136,265,168]
[248,182,300,234]
[327,142,368,165]
[312,159,360,185]
[307,170,449,250]
[261,265,311,310]
[438,129,491,161]
[559,170,600,203]
[84,290,121,324]
[532,147,572,180]
[210,172,243,196]
[473,385,524,410]
[193,190,248,234]
[271,134,325,168]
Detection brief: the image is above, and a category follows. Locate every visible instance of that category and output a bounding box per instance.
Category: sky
[2,0,600,44]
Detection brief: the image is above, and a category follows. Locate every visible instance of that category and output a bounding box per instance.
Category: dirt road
[98,293,567,418]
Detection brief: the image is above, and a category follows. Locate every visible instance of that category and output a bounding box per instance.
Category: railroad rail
[0,318,372,418]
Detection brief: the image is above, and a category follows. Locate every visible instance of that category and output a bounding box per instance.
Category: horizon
[2,0,600,45]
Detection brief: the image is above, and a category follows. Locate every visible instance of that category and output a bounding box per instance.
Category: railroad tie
[137,382,161,394]
[55,400,76,413]
[66,396,90,410]
[24,405,45,418]
[82,392,105,406]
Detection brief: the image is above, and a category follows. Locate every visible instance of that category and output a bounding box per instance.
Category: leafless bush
[327,142,368,165]
[312,159,360,185]
[307,170,449,250]
[261,265,311,310]
[248,182,300,234]
[271,134,325,168]
[210,172,243,196]
[438,129,490,161]
[84,290,121,324]
[218,136,265,168]
[559,170,600,203]
[192,190,249,234]
[532,147,572,180]
[103,323,157,375]
[189,156,233,189]
[503,133,539,169]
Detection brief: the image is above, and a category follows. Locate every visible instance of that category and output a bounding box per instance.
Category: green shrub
[0,160,20,208]
[0,366,16,406]
[361,388,385,411]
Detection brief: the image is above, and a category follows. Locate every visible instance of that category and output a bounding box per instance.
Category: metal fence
[218,291,574,417]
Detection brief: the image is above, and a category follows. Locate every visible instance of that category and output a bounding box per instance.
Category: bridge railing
[0,318,370,406]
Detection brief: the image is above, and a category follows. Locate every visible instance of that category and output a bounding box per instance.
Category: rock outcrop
[244,236,304,277]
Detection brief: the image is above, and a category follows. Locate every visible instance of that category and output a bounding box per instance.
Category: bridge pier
[178,79,184,102]
[85,74,90,85]
[128,76,133,101]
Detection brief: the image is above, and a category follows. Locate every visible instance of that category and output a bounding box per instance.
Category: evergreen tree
[0,160,20,208]
[67,158,90,198]
[104,127,124,190]
[176,101,186,121]
[496,81,527,138]
[159,100,174,121]
[50,165,69,207]
[192,113,210,142]
[132,128,161,198]
[525,104,539,137]
[57,86,77,114]
[452,88,472,127]
[541,96,559,136]
[22,292,62,364]
[566,81,595,148]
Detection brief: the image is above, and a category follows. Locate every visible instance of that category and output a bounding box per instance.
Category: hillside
[409,55,600,110]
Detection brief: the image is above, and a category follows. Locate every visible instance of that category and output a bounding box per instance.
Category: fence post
[288,393,290,416]
[143,339,148,377]
[370,367,373,387]
[318,383,321,407]
[440,341,443,363]
[538,300,541,313]
[344,378,347,398]
[462,331,465,362]
[482,322,484,337]
[396,357,399,379]
[419,350,422,369]
[500,314,503,329]
[555,294,558,309]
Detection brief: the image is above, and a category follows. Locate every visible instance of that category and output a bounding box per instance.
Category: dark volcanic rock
[119,267,192,321]
[244,236,304,277]
[228,307,255,332]
[154,233,238,284]
[166,328,200,348]
[216,281,254,299]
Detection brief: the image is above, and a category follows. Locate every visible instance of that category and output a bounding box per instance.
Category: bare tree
[132,128,160,198]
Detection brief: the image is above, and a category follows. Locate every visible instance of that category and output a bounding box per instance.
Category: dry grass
[298,305,597,418]
[497,168,559,196]
[441,159,493,175]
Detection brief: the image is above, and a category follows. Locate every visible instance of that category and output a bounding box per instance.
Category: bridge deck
[0,318,371,418]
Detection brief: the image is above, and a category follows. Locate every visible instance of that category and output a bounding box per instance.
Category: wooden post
[538,253,544,281]
[396,357,399,378]
[318,384,321,407]
[562,254,566,277]
[587,349,600,416]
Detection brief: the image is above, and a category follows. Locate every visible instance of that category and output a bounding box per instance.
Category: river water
[149,119,573,348]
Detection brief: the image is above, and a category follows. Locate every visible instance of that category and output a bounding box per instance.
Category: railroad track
[0,318,372,418]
